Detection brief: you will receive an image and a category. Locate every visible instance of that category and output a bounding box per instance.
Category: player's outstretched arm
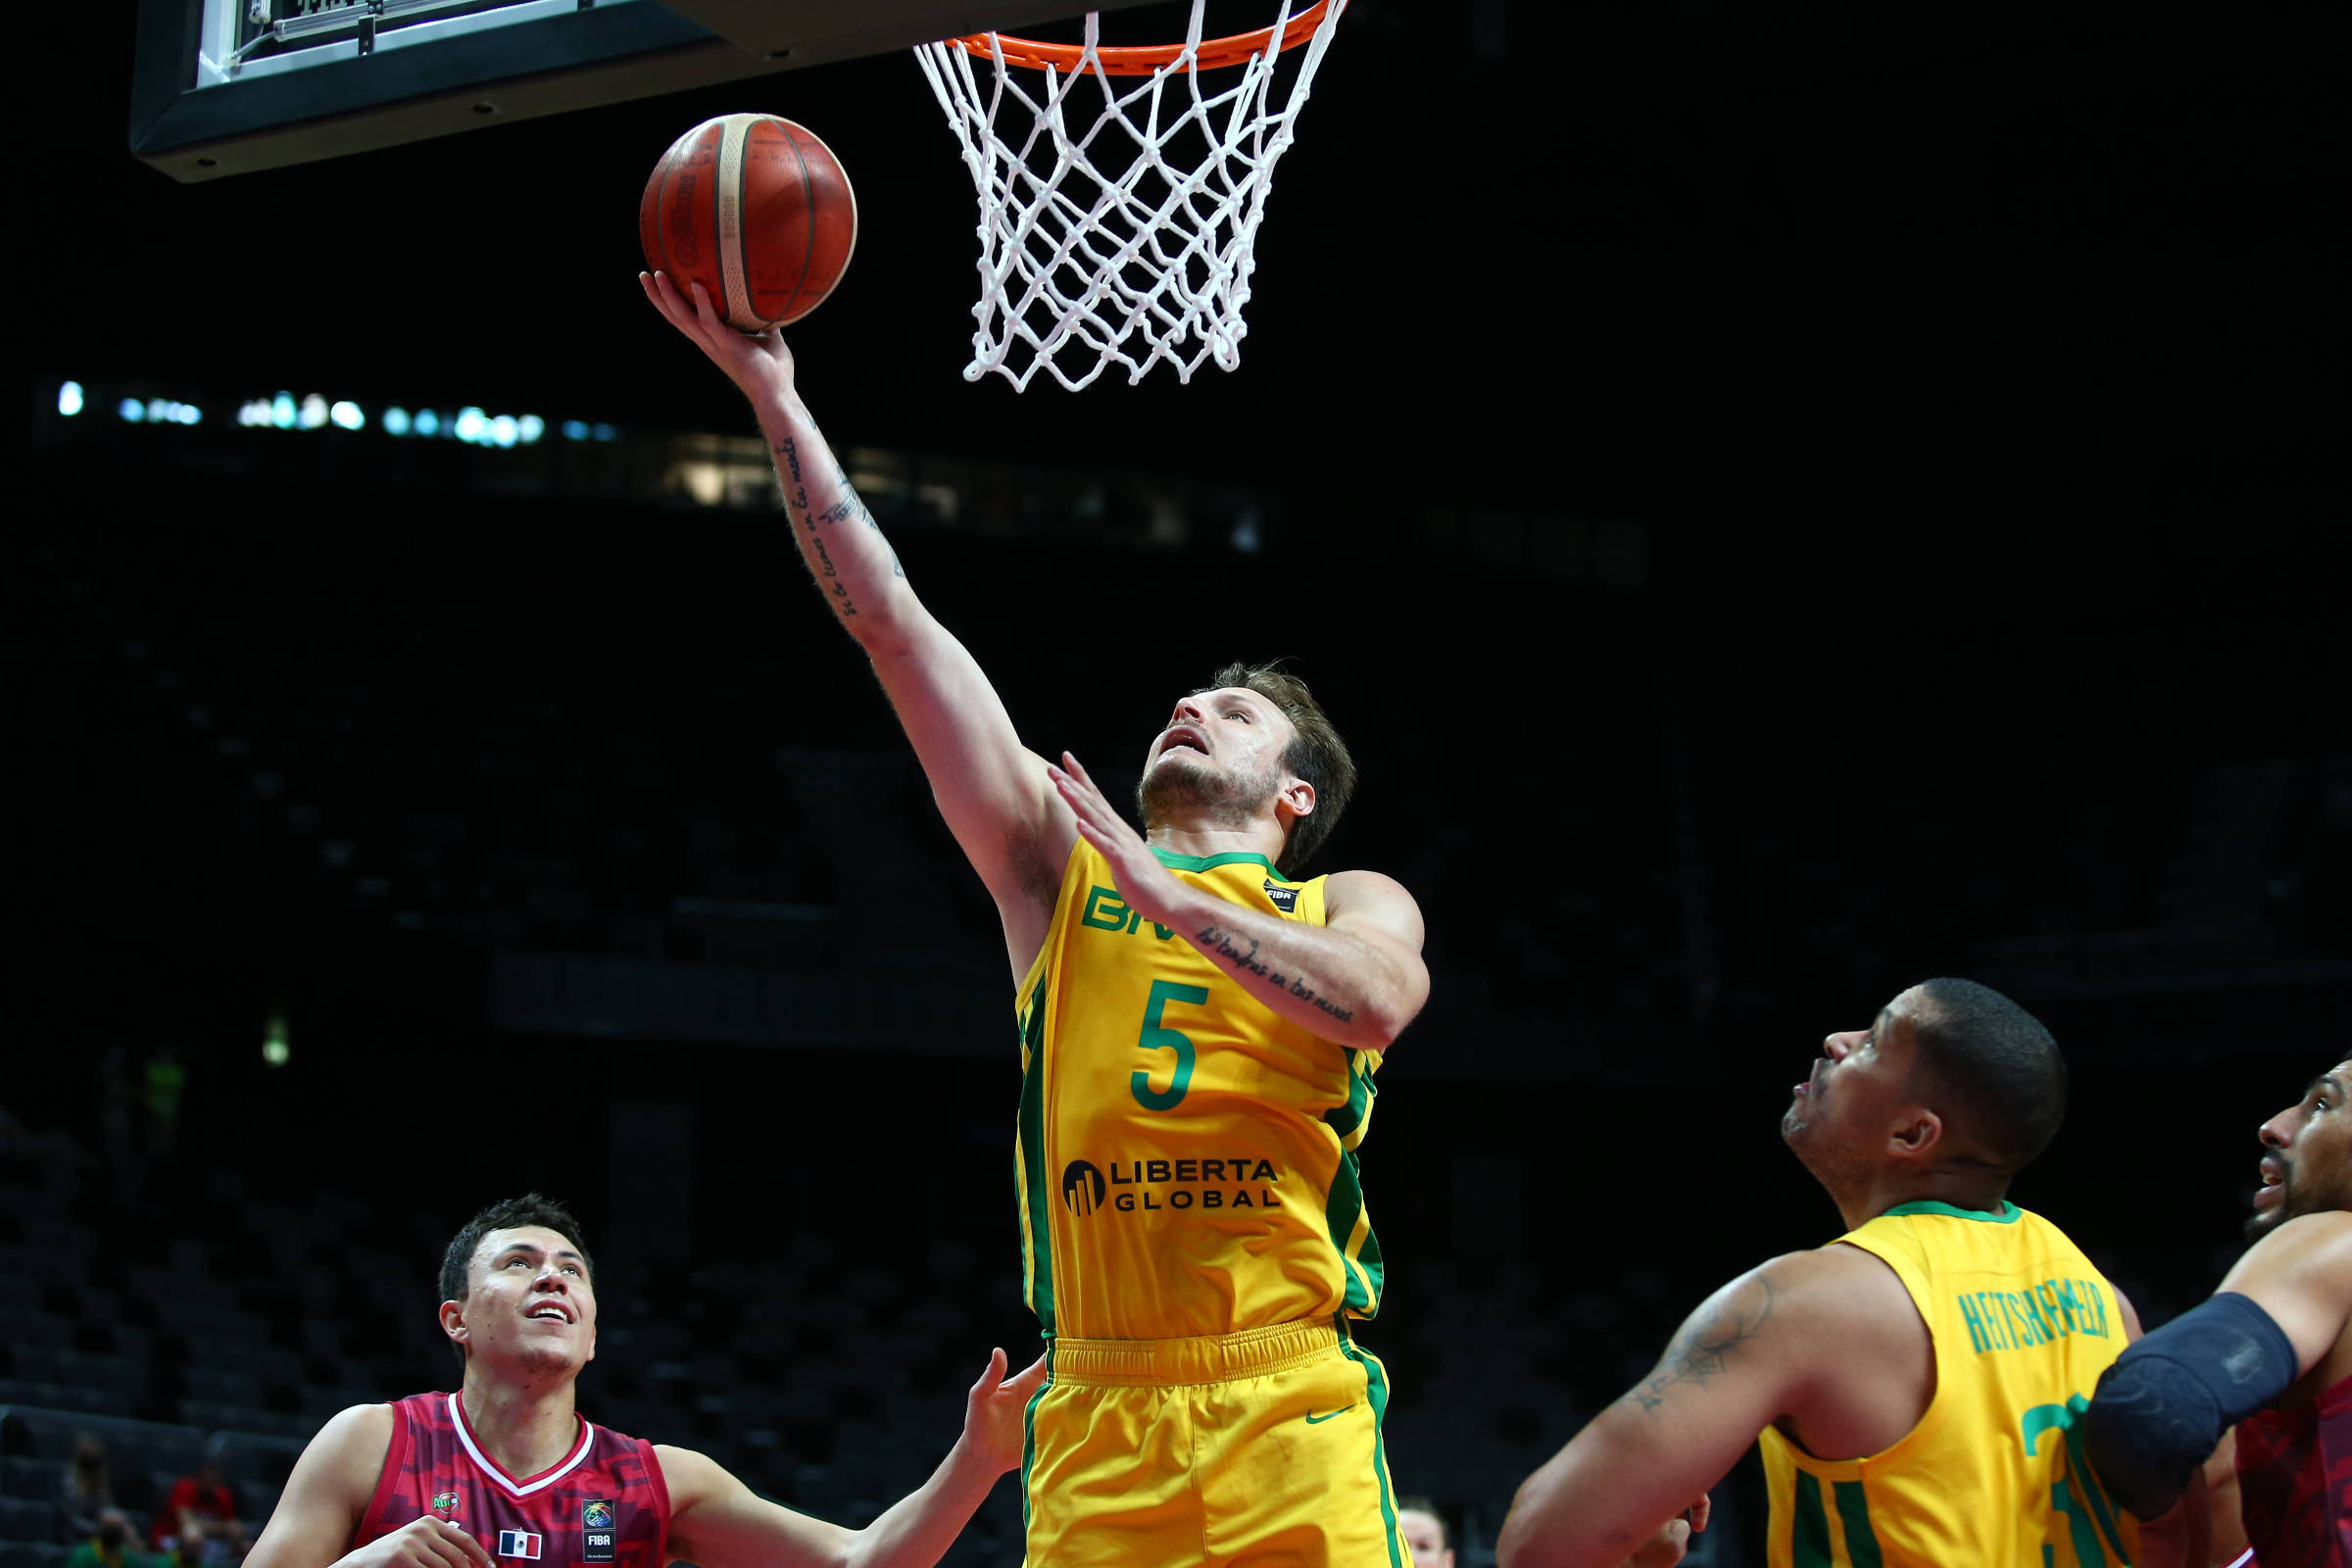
[1046,753,1429,1050]
[245,1405,493,1568]
[1498,1249,1901,1568]
[660,1348,1048,1568]
[641,271,1073,971]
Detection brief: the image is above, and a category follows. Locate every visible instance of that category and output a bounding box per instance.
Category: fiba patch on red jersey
[355,1394,669,1567]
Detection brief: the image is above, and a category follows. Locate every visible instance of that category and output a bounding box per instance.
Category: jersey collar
[448,1392,595,1495]
[1881,1198,2019,1224]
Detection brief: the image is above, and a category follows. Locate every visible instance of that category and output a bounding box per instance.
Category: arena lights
[58,381,83,416]
[263,1011,290,1068]
[94,381,587,448]
[121,397,203,425]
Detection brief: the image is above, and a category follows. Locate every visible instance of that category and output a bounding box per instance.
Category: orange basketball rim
[950,1,1335,75]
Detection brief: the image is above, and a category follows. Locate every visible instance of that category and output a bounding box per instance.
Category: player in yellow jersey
[644,273,1432,1568]
[1494,978,2202,1568]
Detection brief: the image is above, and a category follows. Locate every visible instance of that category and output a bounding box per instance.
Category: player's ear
[1888,1106,1942,1159]
[440,1298,468,1350]
[1277,777,1314,823]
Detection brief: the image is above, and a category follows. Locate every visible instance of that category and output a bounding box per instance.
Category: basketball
[638,113,858,333]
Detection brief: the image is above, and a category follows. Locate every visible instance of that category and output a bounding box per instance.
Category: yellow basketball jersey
[1012,839,1383,1342]
[1758,1200,2142,1568]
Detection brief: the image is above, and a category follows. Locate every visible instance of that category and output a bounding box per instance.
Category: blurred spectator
[66,1510,143,1568]
[150,1463,244,1562]
[144,1047,186,1164]
[1397,1495,1456,1568]
[57,1435,116,1544]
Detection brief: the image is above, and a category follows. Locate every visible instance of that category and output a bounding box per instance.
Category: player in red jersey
[2083,1059,2352,1567]
[243,1195,1045,1568]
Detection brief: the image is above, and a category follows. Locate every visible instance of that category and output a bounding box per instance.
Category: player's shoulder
[1320,868,1422,926]
[2229,1210,2352,1294]
[290,1400,398,1497]
[647,1445,737,1510]
[1738,1244,1921,1334]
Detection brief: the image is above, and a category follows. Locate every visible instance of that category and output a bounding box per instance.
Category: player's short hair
[1905,978,2067,1173]
[1395,1496,1449,1549]
[1205,661,1356,873]
[437,1194,594,1373]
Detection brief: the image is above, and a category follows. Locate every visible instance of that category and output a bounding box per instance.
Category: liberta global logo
[1060,1153,1282,1215]
[1061,1161,1106,1216]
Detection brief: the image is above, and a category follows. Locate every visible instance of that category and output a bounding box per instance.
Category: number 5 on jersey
[1133,980,1208,1111]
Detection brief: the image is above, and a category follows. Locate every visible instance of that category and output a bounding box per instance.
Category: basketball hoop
[913,2,1348,391]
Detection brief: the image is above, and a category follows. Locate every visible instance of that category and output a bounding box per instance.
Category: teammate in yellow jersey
[1495,978,2204,1568]
[644,273,1432,1568]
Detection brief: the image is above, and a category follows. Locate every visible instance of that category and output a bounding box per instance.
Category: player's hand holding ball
[638,113,857,408]
[640,270,796,406]
[346,1516,492,1568]
[961,1346,1052,1475]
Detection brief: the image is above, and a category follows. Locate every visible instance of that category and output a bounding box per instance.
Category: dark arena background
[7,2,2349,1564]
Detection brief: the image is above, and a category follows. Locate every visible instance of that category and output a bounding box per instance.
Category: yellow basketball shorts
[1020,1317,1409,1568]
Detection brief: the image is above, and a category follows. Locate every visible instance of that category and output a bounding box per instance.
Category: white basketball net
[913,2,1348,391]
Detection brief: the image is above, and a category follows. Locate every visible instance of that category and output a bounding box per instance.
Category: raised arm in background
[641,271,1074,976]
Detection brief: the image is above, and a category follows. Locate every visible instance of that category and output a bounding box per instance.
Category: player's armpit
[243,1403,394,1568]
[655,1446,854,1568]
[1497,1259,1817,1568]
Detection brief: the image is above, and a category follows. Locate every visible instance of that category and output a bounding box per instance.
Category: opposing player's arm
[662,1348,1047,1568]
[641,273,1073,969]
[2083,1213,2352,1524]
[1046,753,1429,1050]
[245,1405,491,1568]
[1496,1249,1894,1568]
[2215,1210,2352,1370]
[2109,1286,2213,1568]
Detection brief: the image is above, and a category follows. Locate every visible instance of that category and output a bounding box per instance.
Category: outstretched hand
[961,1347,1051,1475]
[1048,753,1185,926]
[638,270,796,403]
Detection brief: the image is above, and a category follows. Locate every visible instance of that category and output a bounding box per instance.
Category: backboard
[129,0,1155,182]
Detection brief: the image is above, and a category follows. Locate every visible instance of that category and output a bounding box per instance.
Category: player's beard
[2243,1155,2352,1242]
[1137,751,1283,833]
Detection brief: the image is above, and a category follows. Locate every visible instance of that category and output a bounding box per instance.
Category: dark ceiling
[24,0,2349,519]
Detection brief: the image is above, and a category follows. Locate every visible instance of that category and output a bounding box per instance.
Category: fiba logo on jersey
[582,1498,616,1561]
[1061,1160,1106,1217]
[1263,880,1298,913]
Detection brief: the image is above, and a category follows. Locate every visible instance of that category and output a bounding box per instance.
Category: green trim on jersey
[1146,847,1292,879]
[1325,1151,1380,1314]
[1882,1199,2019,1224]
[1791,1471,1835,1567]
[1327,1049,1374,1147]
[1833,1479,1884,1568]
[1017,975,1055,1331]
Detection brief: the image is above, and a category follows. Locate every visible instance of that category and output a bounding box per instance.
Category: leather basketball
[639,114,858,332]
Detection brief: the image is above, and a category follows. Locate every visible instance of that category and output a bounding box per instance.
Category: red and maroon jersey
[2237,1372,2352,1567]
[354,1394,670,1568]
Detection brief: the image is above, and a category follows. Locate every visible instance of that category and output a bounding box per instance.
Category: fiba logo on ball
[1061,1160,1106,1217]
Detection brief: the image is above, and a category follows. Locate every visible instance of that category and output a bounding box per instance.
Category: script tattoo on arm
[1631,1277,1778,1415]
[1196,924,1357,1024]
